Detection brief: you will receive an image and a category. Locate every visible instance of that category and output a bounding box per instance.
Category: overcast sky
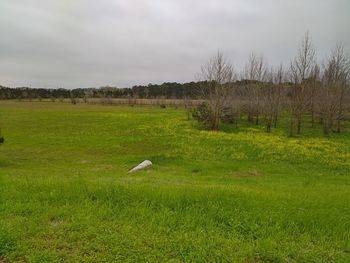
[0,0,349,89]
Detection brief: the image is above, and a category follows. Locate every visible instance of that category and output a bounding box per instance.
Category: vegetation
[193,34,350,136]
[0,101,349,262]
[0,82,200,101]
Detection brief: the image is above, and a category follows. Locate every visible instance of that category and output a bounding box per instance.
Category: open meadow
[0,101,349,262]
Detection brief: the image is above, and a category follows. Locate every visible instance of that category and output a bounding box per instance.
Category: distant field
[0,101,349,262]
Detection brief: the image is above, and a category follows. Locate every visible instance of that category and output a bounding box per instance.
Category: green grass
[0,101,349,262]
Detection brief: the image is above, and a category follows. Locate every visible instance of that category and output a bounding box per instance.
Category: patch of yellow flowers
[198,128,350,169]
[138,117,349,169]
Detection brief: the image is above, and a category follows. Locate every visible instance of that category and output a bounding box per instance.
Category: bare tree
[319,43,350,134]
[273,64,285,128]
[243,53,257,123]
[333,44,350,133]
[183,96,192,120]
[261,65,285,132]
[197,51,235,130]
[308,64,321,127]
[289,32,316,136]
[243,53,268,125]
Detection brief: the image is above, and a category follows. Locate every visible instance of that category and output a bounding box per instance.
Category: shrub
[192,103,213,129]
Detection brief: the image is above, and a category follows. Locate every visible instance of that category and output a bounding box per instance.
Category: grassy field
[0,101,349,262]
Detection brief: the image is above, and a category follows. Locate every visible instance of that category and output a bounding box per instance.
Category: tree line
[193,32,350,136]
[0,82,201,101]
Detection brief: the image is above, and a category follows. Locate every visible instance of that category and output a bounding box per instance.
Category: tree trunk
[296,114,302,135]
[336,118,341,133]
[273,112,278,128]
[289,116,295,137]
[311,107,314,128]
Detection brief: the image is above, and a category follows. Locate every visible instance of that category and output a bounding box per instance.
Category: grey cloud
[0,0,349,88]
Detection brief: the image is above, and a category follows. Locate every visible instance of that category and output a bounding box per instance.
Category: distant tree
[261,65,285,132]
[308,64,321,127]
[195,51,235,130]
[183,96,192,120]
[83,89,94,103]
[69,91,77,104]
[243,53,268,125]
[289,32,316,136]
[319,43,350,134]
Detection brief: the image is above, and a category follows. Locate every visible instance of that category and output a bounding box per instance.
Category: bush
[0,137,4,145]
[191,103,212,129]
[192,103,238,129]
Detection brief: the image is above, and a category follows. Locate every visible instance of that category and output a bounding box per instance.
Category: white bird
[128,160,152,173]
